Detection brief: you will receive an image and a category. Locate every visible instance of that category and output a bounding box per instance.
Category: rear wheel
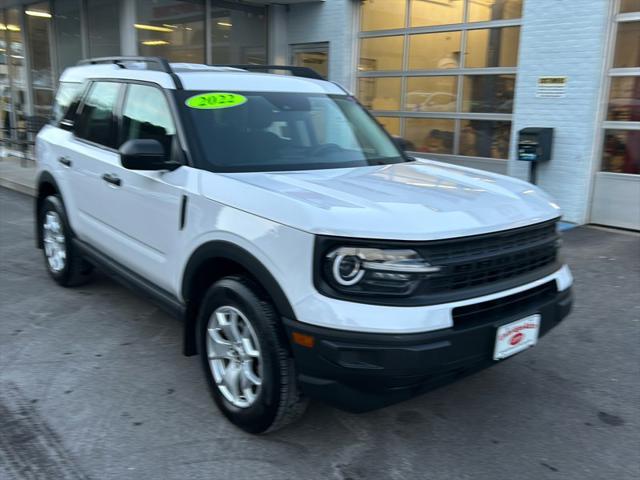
[198,276,308,433]
[39,195,93,287]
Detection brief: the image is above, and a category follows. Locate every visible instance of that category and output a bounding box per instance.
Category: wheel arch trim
[181,240,295,319]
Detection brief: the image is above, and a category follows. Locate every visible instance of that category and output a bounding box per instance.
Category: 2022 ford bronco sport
[35,57,573,433]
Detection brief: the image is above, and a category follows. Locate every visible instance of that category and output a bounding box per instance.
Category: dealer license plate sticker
[493,314,541,361]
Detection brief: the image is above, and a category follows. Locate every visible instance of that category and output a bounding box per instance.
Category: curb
[0,178,36,197]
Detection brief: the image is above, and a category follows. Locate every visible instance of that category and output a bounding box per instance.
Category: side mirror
[392,136,416,152]
[119,139,179,171]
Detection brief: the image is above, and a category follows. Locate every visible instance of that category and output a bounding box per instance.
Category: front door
[99,83,187,291]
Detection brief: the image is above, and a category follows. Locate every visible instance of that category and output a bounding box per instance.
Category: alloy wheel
[206,305,263,408]
[43,211,66,273]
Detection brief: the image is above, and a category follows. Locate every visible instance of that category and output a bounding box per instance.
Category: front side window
[179,91,404,172]
[121,84,176,157]
[76,82,121,148]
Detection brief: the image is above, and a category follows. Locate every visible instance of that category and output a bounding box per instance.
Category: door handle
[101,173,122,187]
[58,156,72,167]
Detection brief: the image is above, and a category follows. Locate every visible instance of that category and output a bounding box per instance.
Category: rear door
[65,80,124,252]
[36,81,84,226]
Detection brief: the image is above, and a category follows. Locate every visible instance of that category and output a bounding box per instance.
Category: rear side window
[76,82,121,149]
[51,82,83,125]
[121,84,176,157]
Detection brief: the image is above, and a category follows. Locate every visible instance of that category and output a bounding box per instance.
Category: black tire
[39,195,93,287]
[197,276,308,434]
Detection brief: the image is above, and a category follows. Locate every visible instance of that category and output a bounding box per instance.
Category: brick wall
[286,0,358,91]
[509,0,611,223]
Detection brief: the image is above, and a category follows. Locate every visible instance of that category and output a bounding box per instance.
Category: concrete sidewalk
[0,154,37,196]
[1,187,639,480]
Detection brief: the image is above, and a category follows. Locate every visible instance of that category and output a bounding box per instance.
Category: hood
[200,160,561,241]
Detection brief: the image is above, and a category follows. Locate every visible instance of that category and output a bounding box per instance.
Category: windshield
[177,91,405,172]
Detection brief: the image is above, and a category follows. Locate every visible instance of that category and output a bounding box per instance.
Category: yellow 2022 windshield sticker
[185,92,247,110]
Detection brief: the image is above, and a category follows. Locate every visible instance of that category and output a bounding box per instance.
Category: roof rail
[76,56,184,89]
[217,65,325,80]
[77,56,172,72]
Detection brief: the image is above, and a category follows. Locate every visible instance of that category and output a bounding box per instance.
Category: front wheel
[198,276,308,433]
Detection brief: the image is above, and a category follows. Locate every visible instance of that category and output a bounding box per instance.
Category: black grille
[417,220,559,295]
[452,281,558,328]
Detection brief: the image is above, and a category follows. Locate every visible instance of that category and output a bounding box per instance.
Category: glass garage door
[591,0,640,230]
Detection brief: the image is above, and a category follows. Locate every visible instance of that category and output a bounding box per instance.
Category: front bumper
[283,282,572,412]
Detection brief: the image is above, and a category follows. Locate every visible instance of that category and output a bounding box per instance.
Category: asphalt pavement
[1,187,639,480]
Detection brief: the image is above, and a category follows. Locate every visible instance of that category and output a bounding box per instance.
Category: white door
[65,81,125,252]
[97,83,187,291]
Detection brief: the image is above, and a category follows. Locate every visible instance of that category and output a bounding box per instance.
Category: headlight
[323,246,440,295]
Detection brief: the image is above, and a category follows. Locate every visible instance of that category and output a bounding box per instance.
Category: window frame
[598,1,640,175]
[72,78,193,167]
[356,0,522,161]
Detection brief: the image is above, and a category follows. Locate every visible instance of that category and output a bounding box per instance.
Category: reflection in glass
[359,36,404,71]
[607,77,640,121]
[620,0,640,13]
[361,0,406,31]
[465,27,520,68]
[460,120,511,159]
[6,8,27,139]
[293,50,328,78]
[75,82,121,148]
[410,0,463,27]
[26,3,54,119]
[602,130,639,174]
[211,4,267,64]
[0,10,9,143]
[405,118,455,154]
[122,84,176,156]
[358,77,402,111]
[87,0,121,57]
[463,75,515,113]
[408,32,461,70]
[375,116,401,136]
[405,76,457,112]
[613,22,640,68]
[467,0,522,22]
[53,0,83,71]
[137,0,205,63]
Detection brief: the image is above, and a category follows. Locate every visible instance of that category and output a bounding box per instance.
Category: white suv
[35,57,573,433]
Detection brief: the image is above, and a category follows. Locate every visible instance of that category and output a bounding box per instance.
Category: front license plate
[493,314,541,361]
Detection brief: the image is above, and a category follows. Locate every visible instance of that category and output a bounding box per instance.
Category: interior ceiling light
[141,40,170,46]
[25,10,52,18]
[134,23,173,32]
[0,23,21,31]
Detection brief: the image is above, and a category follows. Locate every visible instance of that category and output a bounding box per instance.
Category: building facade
[1,0,638,229]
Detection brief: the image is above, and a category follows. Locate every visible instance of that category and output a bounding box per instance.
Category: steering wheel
[310,143,342,157]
